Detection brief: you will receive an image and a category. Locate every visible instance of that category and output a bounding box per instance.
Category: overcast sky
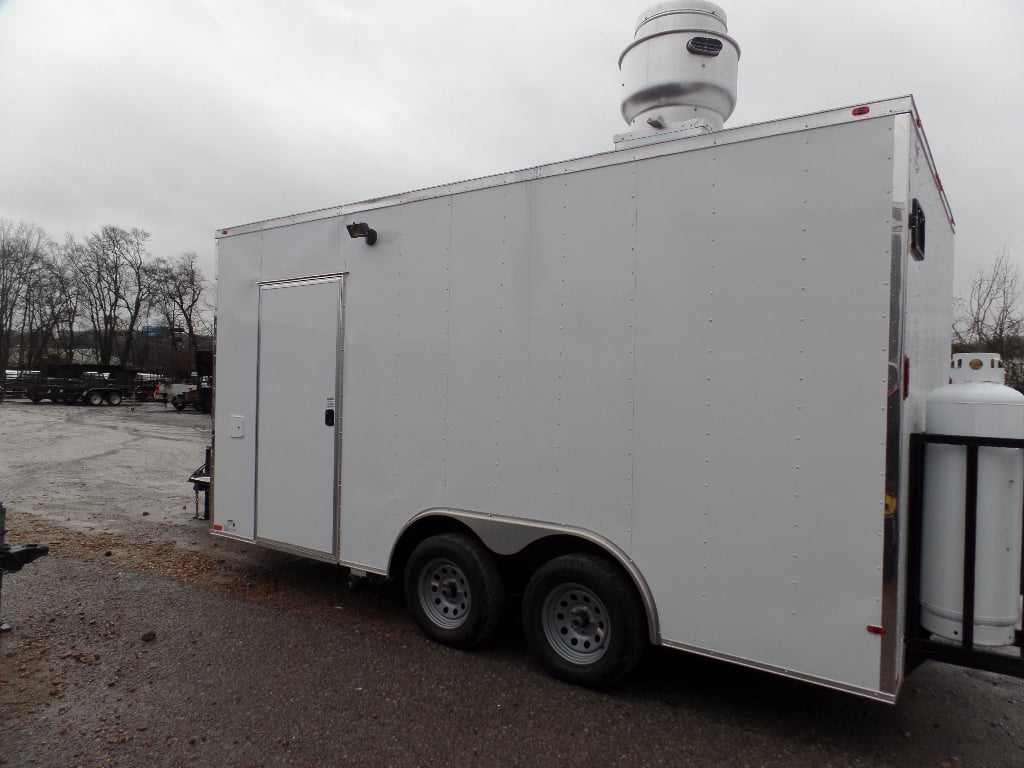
[1,0,1022,299]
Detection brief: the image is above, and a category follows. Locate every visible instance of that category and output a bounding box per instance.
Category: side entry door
[255,276,343,558]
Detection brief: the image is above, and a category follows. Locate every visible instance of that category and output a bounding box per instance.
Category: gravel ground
[2,400,1024,767]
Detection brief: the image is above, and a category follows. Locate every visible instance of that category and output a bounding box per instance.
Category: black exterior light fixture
[346,222,377,245]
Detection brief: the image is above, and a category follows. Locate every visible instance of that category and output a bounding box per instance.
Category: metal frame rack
[906,432,1024,678]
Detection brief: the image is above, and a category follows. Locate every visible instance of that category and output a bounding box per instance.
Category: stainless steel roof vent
[615,1,740,149]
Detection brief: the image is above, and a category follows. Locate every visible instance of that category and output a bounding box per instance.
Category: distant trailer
[21,364,144,406]
[25,379,128,406]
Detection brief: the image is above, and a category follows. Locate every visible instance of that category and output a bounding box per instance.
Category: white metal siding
[903,124,957,421]
[260,217,342,283]
[892,118,957,687]
[212,232,262,540]
[339,169,638,567]
[444,184,534,511]
[339,197,453,568]
[630,117,898,692]
[515,166,636,541]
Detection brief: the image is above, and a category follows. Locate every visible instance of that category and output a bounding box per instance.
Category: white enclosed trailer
[212,91,961,701]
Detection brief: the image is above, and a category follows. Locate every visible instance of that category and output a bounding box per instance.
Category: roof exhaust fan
[615,1,740,149]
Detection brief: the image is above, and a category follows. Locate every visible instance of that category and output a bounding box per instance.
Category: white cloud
[1,0,1022,299]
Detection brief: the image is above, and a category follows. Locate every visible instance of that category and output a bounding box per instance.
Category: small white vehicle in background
[153,380,196,408]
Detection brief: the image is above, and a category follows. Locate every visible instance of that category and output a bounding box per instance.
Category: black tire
[27,389,44,403]
[522,553,646,688]
[86,390,104,406]
[106,391,123,406]
[404,533,504,649]
[171,394,187,411]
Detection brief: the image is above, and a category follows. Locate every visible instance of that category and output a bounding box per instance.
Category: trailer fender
[392,508,661,644]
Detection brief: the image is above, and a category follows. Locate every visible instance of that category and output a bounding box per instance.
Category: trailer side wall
[213,102,954,700]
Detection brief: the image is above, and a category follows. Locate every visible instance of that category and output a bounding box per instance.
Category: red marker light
[866,624,886,635]
[852,106,870,116]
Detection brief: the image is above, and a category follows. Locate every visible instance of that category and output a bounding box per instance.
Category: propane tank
[920,353,1024,646]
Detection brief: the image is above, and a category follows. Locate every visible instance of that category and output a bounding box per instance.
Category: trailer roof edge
[215,96,951,239]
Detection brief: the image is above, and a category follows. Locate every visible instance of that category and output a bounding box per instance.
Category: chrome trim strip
[211,528,388,576]
[253,273,265,544]
[338,561,387,577]
[660,638,897,704]
[254,536,338,564]
[334,275,345,560]
[879,114,913,695]
[210,529,252,545]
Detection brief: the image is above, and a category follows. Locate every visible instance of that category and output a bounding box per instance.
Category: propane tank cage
[906,432,1024,678]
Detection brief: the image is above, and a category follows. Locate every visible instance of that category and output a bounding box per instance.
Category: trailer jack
[188,447,211,521]
[0,503,50,632]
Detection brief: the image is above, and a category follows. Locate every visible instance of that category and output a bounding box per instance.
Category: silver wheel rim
[418,558,471,629]
[541,582,609,664]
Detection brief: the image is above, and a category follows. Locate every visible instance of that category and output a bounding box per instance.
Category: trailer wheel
[171,394,187,411]
[106,391,123,406]
[404,533,504,649]
[27,389,44,403]
[86,390,104,406]
[522,553,645,688]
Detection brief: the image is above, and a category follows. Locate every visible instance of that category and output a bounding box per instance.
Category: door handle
[324,408,335,427]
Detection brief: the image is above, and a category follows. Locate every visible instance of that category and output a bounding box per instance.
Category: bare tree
[18,264,68,368]
[110,227,157,366]
[0,220,50,369]
[46,255,82,363]
[158,252,209,357]
[63,233,120,364]
[63,226,155,366]
[4,218,206,372]
[953,248,1024,389]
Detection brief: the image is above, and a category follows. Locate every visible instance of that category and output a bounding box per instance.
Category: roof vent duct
[616,1,740,147]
